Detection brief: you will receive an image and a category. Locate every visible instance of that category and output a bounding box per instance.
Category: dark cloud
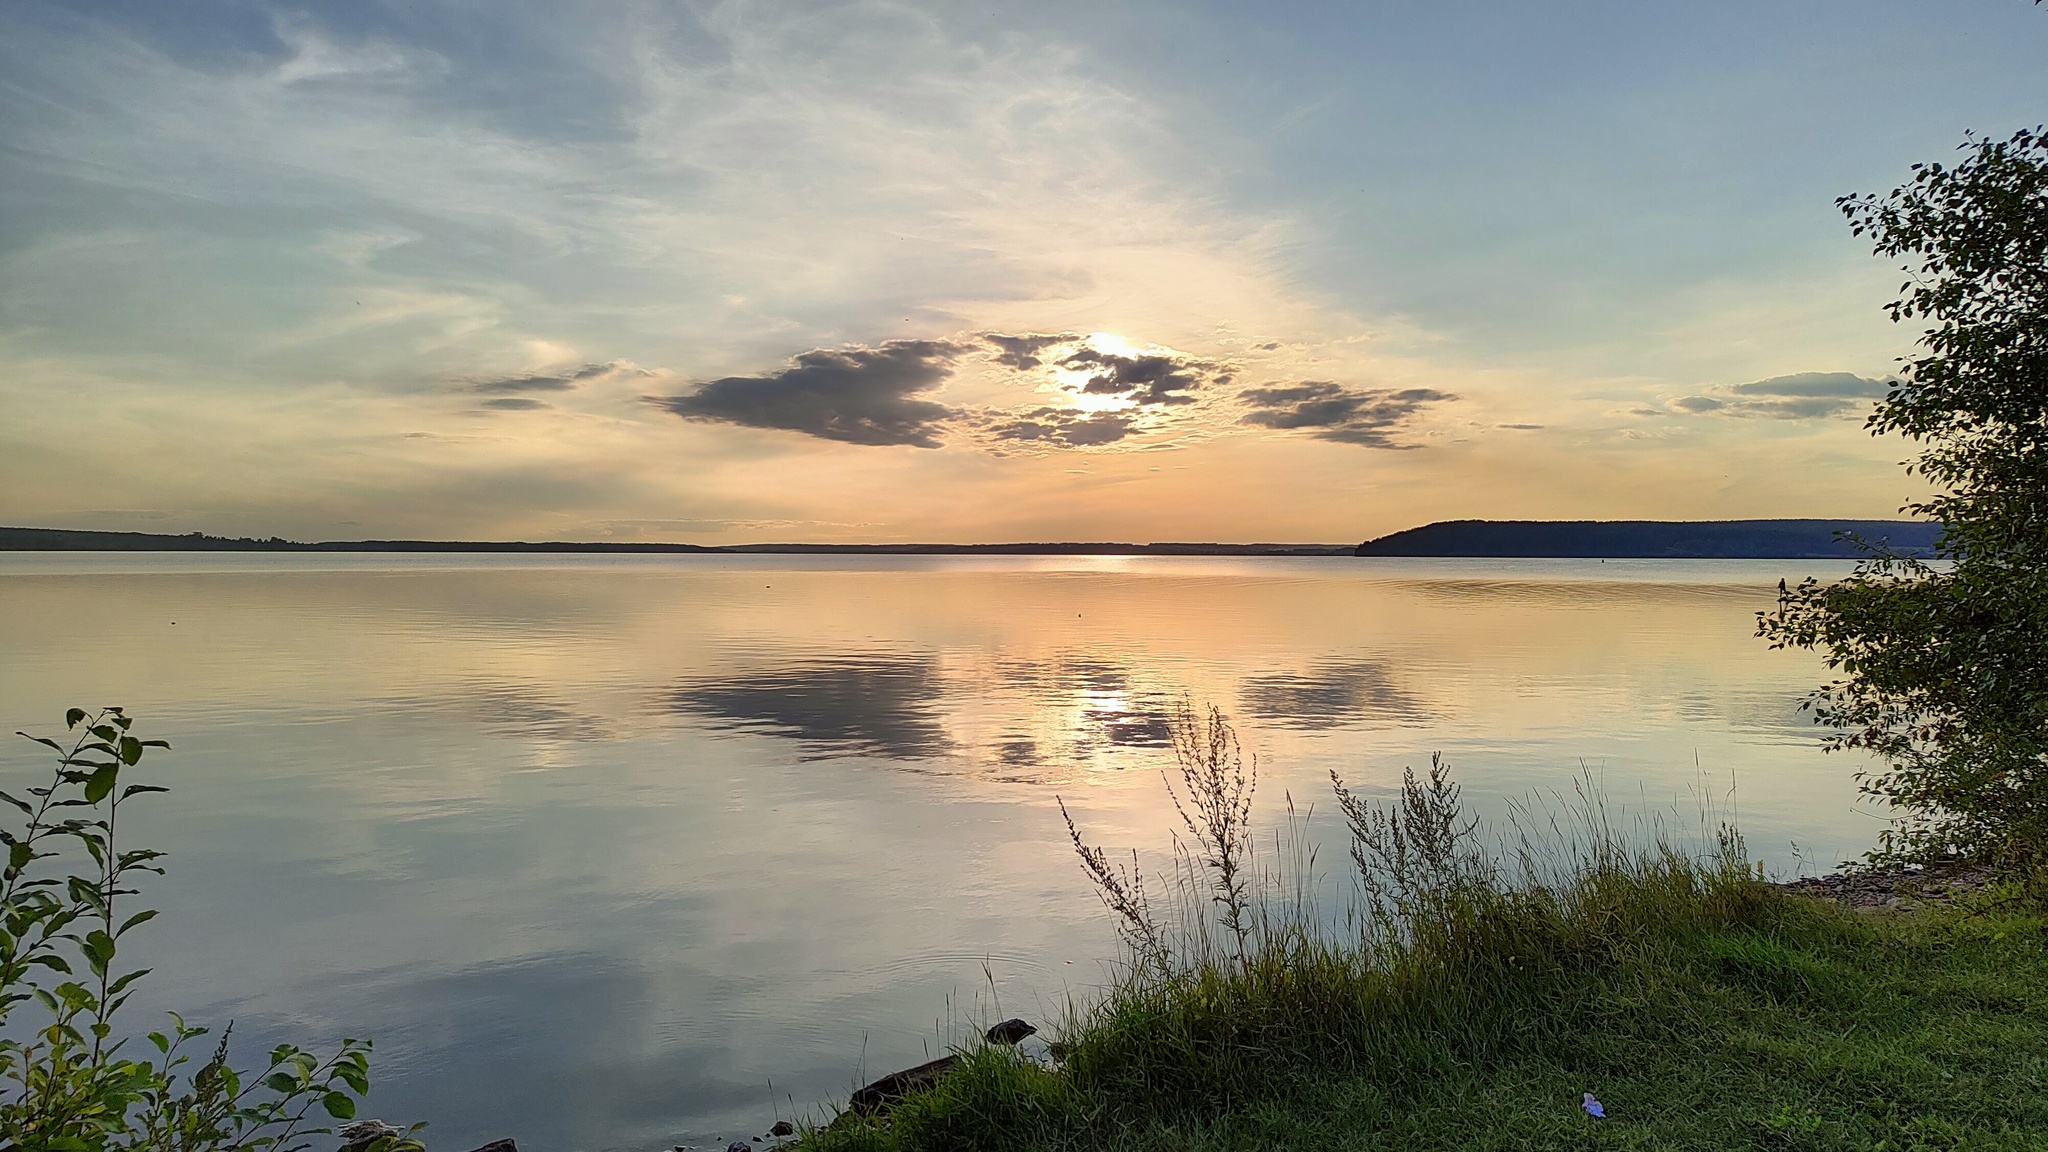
[984,333,1078,369]
[661,655,950,759]
[1497,423,1544,430]
[989,407,1138,448]
[1240,661,1428,730]
[1237,382,1453,448]
[482,397,549,410]
[1673,372,1889,420]
[1060,348,1204,405]
[1731,372,1888,399]
[473,363,616,394]
[652,340,964,448]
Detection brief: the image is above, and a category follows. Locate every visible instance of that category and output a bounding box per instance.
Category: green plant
[1761,124,2048,870]
[799,713,2048,1152]
[1,707,422,1151]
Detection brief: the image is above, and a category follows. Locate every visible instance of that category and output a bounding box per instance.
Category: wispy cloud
[471,363,621,394]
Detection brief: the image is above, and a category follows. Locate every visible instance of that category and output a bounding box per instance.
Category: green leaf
[83,764,119,805]
[108,968,151,995]
[117,909,158,936]
[322,1090,357,1119]
[82,929,115,975]
[119,736,143,765]
[264,1070,299,1094]
[9,842,31,873]
[65,708,87,728]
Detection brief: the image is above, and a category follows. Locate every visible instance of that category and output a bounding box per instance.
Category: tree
[1760,126,2048,869]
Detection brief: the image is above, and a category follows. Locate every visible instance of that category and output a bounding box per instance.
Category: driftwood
[841,1018,1042,1119]
[848,1055,961,1113]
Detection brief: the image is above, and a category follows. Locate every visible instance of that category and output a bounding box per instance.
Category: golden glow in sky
[2,2,2043,543]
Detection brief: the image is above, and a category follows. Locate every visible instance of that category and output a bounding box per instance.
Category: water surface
[0,554,1882,1150]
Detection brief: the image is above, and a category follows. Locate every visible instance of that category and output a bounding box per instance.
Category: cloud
[984,333,1078,369]
[644,332,1228,453]
[1060,348,1205,406]
[988,407,1138,448]
[1671,372,1888,420]
[471,363,618,394]
[481,397,549,411]
[1237,382,1454,448]
[651,340,965,448]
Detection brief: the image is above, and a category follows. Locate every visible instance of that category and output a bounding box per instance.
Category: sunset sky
[4,1,2045,544]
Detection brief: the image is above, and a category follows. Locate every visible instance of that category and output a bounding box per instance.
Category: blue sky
[4,0,2044,542]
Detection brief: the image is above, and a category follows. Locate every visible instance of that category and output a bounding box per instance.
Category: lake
[0,554,1883,1150]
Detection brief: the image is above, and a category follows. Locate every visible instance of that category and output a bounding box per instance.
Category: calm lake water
[0,554,1884,1150]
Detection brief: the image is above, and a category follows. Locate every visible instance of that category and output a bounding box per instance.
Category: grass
[795,709,2048,1152]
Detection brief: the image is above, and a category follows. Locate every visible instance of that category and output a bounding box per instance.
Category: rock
[848,1054,960,1114]
[726,1142,751,1152]
[338,1120,405,1152]
[767,1120,795,1137]
[1777,860,1996,910]
[464,1143,516,1152]
[984,1018,1036,1045]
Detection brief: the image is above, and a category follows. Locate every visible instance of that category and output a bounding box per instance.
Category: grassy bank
[799,715,2048,1151]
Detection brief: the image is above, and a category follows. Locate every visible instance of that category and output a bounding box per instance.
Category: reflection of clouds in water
[288,953,757,1151]
[1057,659,1177,750]
[1081,706,1175,748]
[993,736,1039,766]
[1674,689,1826,741]
[380,684,614,743]
[663,656,951,760]
[465,685,613,742]
[1239,660,1428,730]
[664,649,1438,770]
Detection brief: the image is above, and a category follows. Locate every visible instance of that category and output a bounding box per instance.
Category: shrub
[1,707,422,1152]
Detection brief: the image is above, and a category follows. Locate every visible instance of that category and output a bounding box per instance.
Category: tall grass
[1049,711,1769,1122]
[813,706,1793,1149]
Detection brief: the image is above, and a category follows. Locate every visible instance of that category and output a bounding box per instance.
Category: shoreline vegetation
[0,520,1933,559]
[9,706,2041,1152]
[788,709,2047,1152]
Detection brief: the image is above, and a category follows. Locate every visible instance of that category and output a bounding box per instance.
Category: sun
[1048,332,1143,414]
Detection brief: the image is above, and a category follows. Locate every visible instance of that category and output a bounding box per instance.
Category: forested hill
[1355,519,1941,558]
[0,527,1351,556]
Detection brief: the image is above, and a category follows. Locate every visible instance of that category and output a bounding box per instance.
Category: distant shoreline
[1,518,1938,559]
[0,527,1352,557]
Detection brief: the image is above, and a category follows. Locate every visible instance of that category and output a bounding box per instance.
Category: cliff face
[1355,519,1941,558]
